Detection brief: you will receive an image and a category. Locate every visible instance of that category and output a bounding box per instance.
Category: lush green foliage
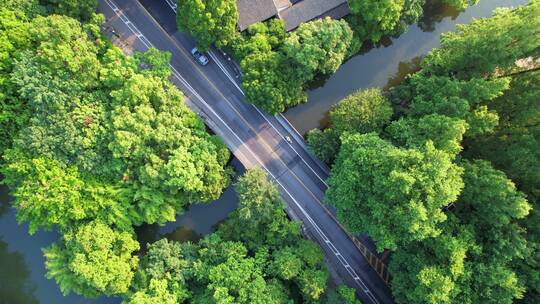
[347,0,406,43]
[43,220,140,297]
[175,1,353,113]
[391,160,531,304]
[316,3,540,302]
[0,10,231,232]
[217,168,300,251]
[283,18,352,81]
[0,6,32,156]
[0,6,233,299]
[387,114,467,156]
[390,226,473,304]
[124,169,331,303]
[42,0,98,20]
[307,88,392,165]
[321,285,363,304]
[422,0,540,78]
[329,88,393,135]
[238,18,352,114]
[306,128,340,165]
[326,133,463,251]
[176,0,238,50]
[466,70,540,199]
[399,74,510,137]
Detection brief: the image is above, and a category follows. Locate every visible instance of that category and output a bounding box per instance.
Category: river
[284,0,529,134]
[0,0,529,303]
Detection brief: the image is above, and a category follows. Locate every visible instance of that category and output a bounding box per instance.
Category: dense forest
[2,0,539,303]
[307,1,540,303]
[176,0,475,114]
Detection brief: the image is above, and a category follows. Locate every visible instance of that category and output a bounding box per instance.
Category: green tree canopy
[390,226,474,304]
[176,0,238,50]
[126,239,191,303]
[329,88,393,135]
[240,49,306,114]
[404,74,509,137]
[466,70,540,199]
[41,0,97,21]
[217,168,300,251]
[456,160,530,261]
[283,17,352,81]
[108,73,232,224]
[44,220,139,298]
[347,0,406,42]
[422,0,540,78]
[387,114,467,156]
[453,160,530,304]
[306,128,340,165]
[326,133,464,251]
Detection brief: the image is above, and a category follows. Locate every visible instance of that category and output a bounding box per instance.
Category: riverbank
[283,0,528,134]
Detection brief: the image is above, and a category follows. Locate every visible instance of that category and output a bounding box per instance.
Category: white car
[191,47,209,66]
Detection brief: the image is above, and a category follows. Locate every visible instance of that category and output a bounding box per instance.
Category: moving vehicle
[191,47,209,66]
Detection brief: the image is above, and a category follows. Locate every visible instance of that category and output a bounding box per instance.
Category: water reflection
[0,185,119,304]
[0,238,38,304]
[136,159,244,247]
[284,0,529,134]
[418,0,461,32]
[383,56,423,90]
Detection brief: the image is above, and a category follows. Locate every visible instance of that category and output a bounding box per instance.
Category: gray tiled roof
[279,0,350,31]
[237,0,278,31]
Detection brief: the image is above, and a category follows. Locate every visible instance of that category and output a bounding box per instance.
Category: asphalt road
[97,1,394,303]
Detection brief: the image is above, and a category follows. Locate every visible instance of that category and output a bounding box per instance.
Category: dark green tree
[347,0,406,43]
[306,128,340,165]
[329,88,393,135]
[126,239,191,303]
[390,225,474,304]
[176,0,238,50]
[240,49,306,114]
[466,71,540,199]
[404,74,509,137]
[42,0,97,20]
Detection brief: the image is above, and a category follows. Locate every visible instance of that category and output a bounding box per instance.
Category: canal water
[283,0,529,134]
[0,1,529,303]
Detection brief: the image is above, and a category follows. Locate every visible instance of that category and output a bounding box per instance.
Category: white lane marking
[103,2,380,303]
[162,0,329,188]
[207,50,243,92]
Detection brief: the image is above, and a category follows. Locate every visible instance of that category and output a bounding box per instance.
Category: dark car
[191,47,209,66]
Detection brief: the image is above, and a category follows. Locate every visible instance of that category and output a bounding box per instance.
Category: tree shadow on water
[0,238,39,304]
[418,0,461,32]
[0,184,13,219]
[383,56,423,90]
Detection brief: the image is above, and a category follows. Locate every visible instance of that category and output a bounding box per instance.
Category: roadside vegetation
[176,0,478,114]
[307,1,540,303]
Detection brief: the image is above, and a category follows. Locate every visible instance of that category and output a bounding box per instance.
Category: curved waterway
[0,159,243,304]
[0,0,529,302]
[284,0,529,134]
